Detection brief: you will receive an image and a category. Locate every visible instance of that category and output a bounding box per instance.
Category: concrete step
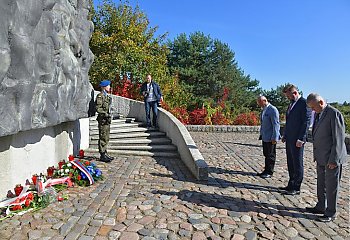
[89,138,172,145]
[90,131,166,140]
[89,122,144,130]
[84,148,179,157]
[90,127,158,135]
[89,118,137,125]
[89,144,177,152]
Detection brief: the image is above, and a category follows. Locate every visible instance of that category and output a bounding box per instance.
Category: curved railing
[109,95,208,180]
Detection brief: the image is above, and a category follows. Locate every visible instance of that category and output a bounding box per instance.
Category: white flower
[65,169,69,173]
[67,163,72,167]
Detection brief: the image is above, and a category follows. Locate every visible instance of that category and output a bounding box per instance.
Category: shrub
[189,108,207,125]
[233,112,259,126]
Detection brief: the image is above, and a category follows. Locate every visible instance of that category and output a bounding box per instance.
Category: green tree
[167,32,260,110]
[89,0,169,87]
[262,83,292,114]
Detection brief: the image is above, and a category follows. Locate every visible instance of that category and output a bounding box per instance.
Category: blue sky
[93,0,350,103]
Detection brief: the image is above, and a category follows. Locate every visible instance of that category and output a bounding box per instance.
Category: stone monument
[0,0,94,198]
[0,0,94,137]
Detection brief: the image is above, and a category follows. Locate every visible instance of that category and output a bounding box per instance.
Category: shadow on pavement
[152,189,317,221]
[150,172,282,193]
[208,166,257,176]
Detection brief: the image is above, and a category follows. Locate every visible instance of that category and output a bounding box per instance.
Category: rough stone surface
[0,0,93,137]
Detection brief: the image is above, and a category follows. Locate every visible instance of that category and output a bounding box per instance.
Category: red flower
[77,175,81,180]
[79,149,84,158]
[85,161,90,166]
[32,175,38,185]
[27,192,34,200]
[11,205,22,211]
[24,199,31,207]
[58,161,65,169]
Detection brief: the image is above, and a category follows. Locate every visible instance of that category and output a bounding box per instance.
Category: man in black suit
[280,84,311,195]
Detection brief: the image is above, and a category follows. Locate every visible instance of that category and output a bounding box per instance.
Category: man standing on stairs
[141,74,163,129]
[96,80,114,163]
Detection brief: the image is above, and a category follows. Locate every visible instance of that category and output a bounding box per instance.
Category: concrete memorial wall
[0,0,94,136]
[0,0,93,198]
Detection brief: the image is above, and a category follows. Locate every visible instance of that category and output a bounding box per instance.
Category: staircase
[85,116,179,158]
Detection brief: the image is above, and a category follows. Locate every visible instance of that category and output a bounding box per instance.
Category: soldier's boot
[100,152,111,163]
[105,152,114,161]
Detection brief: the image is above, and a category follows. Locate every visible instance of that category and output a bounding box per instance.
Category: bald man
[257,96,281,178]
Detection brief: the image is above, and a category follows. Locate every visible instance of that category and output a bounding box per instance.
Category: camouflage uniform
[95,91,112,154]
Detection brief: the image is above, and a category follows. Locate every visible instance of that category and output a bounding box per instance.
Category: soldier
[95,80,114,162]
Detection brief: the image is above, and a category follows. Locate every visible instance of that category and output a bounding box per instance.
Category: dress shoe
[105,152,114,161]
[282,190,300,195]
[260,173,272,179]
[317,215,336,222]
[305,207,324,214]
[278,186,291,192]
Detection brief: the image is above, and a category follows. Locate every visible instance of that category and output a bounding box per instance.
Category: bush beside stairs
[85,116,180,158]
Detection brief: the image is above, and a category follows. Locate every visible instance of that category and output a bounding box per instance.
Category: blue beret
[99,80,111,87]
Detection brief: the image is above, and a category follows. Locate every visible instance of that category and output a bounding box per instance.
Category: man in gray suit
[257,96,280,178]
[306,93,348,222]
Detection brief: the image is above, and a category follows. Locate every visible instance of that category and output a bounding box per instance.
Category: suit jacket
[312,105,347,166]
[283,97,311,142]
[260,104,280,142]
[140,81,162,102]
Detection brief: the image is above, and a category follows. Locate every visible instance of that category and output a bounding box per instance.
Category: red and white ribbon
[71,159,94,185]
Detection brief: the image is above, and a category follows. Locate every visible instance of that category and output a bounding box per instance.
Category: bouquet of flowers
[54,159,103,187]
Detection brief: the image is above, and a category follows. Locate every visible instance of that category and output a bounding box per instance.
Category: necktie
[312,113,320,134]
[287,101,295,114]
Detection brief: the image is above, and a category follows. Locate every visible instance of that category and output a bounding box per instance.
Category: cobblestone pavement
[0,132,349,240]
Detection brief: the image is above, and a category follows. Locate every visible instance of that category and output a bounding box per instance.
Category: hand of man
[327,163,338,169]
[271,140,277,145]
[281,137,286,143]
[296,140,304,148]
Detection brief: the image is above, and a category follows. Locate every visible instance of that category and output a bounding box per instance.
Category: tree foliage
[167,32,260,110]
[262,83,292,114]
[89,0,169,87]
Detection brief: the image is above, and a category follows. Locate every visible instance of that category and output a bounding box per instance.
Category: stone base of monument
[0,118,90,200]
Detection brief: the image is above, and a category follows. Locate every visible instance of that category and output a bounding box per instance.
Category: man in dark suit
[257,96,280,178]
[280,84,311,195]
[305,93,348,222]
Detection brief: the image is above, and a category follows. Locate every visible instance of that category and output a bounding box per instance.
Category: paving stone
[27,230,42,240]
[127,223,144,232]
[78,236,94,240]
[86,226,100,236]
[284,227,299,238]
[259,231,275,239]
[244,230,257,240]
[192,231,207,240]
[90,219,103,227]
[298,230,316,239]
[137,228,152,236]
[64,231,81,240]
[231,234,245,240]
[178,229,191,237]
